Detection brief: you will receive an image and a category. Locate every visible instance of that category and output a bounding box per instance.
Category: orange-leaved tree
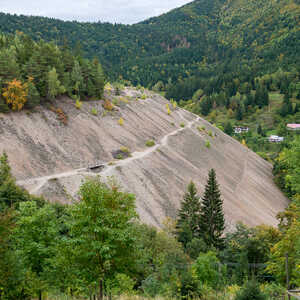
[2,79,28,111]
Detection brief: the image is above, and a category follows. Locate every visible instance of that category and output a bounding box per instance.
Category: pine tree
[294,103,299,114]
[224,122,233,136]
[199,169,225,249]
[257,124,263,136]
[47,67,62,99]
[71,60,83,96]
[176,181,201,248]
[92,59,105,99]
[25,77,40,108]
[235,104,243,120]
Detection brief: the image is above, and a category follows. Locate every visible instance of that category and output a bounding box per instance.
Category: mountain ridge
[1,0,298,96]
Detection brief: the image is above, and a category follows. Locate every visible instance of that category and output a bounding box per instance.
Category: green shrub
[75,99,82,109]
[112,97,120,106]
[146,140,155,147]
[192,251,226,288]
[120,147,130,153]
[180,123,185,128]
[260,283,285,299]
[118,117,124,126]
[116,154,123,160]
[91,108,98,115]
[141,94,147,100]
[205,141,211,148]
[235,281,267,300]
[119,96,129,103]
[208,130,213,137]
[106,273,136,296]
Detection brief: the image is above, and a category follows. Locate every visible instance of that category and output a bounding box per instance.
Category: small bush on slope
[235,281,267,300]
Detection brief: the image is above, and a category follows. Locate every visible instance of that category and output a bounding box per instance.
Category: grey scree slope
[0,87,288,230]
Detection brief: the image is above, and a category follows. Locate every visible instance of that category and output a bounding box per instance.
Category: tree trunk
[98,280,103,300]
[39,290,42,300]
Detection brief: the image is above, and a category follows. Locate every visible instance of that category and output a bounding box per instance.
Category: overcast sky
[1,0,194,24]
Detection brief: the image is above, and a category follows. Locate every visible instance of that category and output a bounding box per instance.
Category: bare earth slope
[0,88,288,229]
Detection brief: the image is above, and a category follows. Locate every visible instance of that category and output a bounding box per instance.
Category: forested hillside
[0,0,299,98]
[0,32,105,112]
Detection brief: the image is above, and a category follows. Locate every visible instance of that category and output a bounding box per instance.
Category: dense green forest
[0,0,299,98]
[0,32,105,112]
[1,143,300,299]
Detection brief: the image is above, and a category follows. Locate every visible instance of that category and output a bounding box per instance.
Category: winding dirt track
[16,110,200,194]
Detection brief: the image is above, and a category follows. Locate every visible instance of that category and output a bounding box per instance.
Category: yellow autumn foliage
[166,103,171,115]
[3,79,28,111]
[118,117,124,126]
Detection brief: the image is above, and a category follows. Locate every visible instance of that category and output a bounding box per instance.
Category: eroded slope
[0,88,288,229]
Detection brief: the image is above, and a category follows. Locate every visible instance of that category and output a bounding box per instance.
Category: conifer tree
[26,77,40,108]
[257,124,263,136]
[71,60,83,96]
[199,169,225,249]
[224,122,233,136]
[47,67,63,99]
[176,181,201,248]
[294,103,299,114]
[235,104,243,120]
[92,59,105,99]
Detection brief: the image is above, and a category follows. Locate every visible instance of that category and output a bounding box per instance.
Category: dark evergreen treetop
[176,181,202,248]
[199,169,225,250]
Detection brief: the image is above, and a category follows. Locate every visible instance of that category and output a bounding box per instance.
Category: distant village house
[234,126,249,134]
[287,124,300,131]
[268,135,284,143]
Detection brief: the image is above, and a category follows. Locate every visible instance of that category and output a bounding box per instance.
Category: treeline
[0,32,105,112]
[1,151,300,299]
[184,68,300,120]
[273,137,300,199]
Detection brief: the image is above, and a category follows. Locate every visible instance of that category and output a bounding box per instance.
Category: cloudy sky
[1,0,194,24]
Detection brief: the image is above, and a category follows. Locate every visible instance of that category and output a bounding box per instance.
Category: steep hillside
[0,87,288,229]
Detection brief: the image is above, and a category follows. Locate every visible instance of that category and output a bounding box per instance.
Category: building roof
[269,135,284,140]
[287,124,300,129]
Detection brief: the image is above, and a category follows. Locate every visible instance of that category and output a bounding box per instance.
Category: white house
[234,126,249,134]
[268,135,284,143]
[287,124,300,131]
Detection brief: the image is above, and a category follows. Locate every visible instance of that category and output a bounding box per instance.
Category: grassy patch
[91,108,98,116]
[145,140,155,147]
[120,146,130,154]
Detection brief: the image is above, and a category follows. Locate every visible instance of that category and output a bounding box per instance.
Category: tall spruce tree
[176,181,201,248]
[199,169,225,249]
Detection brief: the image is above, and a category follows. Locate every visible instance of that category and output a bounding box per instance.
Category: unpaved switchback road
[16,109,200,194]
